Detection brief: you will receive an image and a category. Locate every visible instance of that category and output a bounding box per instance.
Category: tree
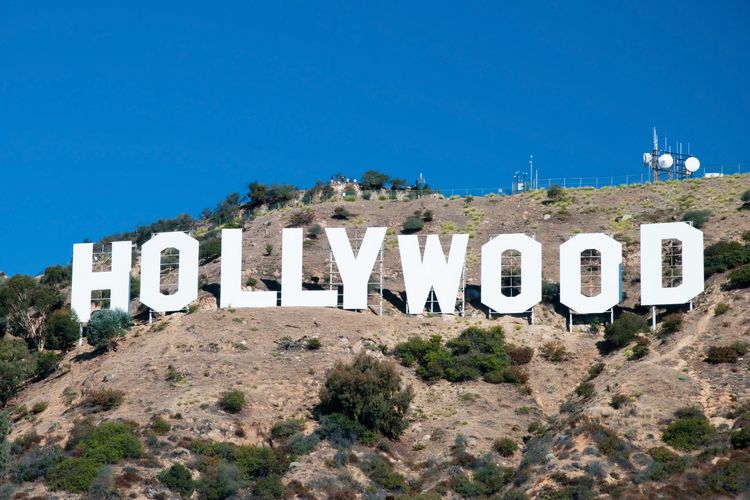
[246,182,297,209]
[46,309,80,352]
[318,353,413,438]
[0,275,62,351]
[0,411,10,476]
[361,170,390,190]
[86,309,132,352]
[390,178,408,190]
[40,265,72,288]
[547,185,564,200]
[0,338,36,405]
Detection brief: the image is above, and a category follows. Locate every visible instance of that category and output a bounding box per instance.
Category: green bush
[319,413,377,446]
[610,394,629,409]
[88,465,119,499]
[629,343,649,360]
[219,390,246,414]
[86,309,132,351]
[743,189,750,204]
[246,181,298,209]
[645,446,687,480]
[285,432,319,456]
[731,427,750,449]
[287,208,315,227]
[0,338,37,404]
[682,209,712,229]
[47,457,102,493]
[706,345,740,364]
[305,338,321,350]
[35,351,62,379]
[662,409,716,451]
[452,473,482,497]
[541,281,560,303]
[45,309,80,352]
[715,303,730,316]
[332,206,354,220]
[603,312,648,351]
[307,224,323,239]
[151,415,171,435]
[508,345,534,365]
[547,185,564,200]
[361,454,407,492]
[401,212,424,233]
[11,444,62,482]
[74,420,144,463]
[0,411,10,476]
[393,326,513,384]
[0,275,62,350]
[40,265,72,288]
[705,460,750,495]
[726,264,750,290]
[704,241,750,277]
[158,463,195,499]
[196,462,246,500]
[270,419,304,440]
[493,437,518,457]
[83,389,125,412]
[660,313,683,335]
[539,340,569,362]
[252,474,284,499]
[575,382,595,399]
[473,460,514,495]
[318,353,413,438]
[361,170,390,190]
[199,237,222,262]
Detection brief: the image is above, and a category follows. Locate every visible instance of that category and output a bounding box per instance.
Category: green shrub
[285,432,319,456]
[45,309,80,352]
[305,338,321,350]
[575,382,595,399]
[0,338,37,404]
[361,170,390,190]
[86,309,132,351]
[629,343,649,360]
[40,265,72,288]
[199,237,222,262]
[610,394,629,409]
[706,345,740,364]
[401,212,424,233]
[422,209,434,222]
[83,389,124,412]
[246,181,298,209]
[473,460,514,495]
[493,437,518,457]
[726,264,750,290]
[508,345,534,365]
[452,473,482,496]
[547,185,564,200]
[252,474,284,499]
[307,224,323,239]
[682,209,712,229]
[47,457,102,493]
[158,463,195,499]
[393,326,512,383]
[539,340,569,362]
[731,427,750,449]
[88,465,118,499]
[151,416,171,435]
[705,460,750,495]
[219,390,246,414]
[662,409,716,451]
[333,206,354,220]
[361,454,407,491]
[74,420,144,463]
[603,312,647,351]
[704,241,750,277]
[319,413,377,446]
[743,189,750,204]
[35,351,62,379]
[715,303,730,316]
[0,411,10,476]
[660,313,683,335]
[11,444,62,482]
[270,419,304,440]
[587,362,605,380]
[287,208,315,227]
[196,462,246,500]
[31,401,48,414]
[541,281,560,303]
[318,353,413,438]
[0,275,62,350]
[645,446,686,480]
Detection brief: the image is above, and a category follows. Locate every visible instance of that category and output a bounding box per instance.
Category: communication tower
[643,127,700,183]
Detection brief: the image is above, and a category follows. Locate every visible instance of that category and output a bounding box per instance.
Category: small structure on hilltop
[643,127,701,183]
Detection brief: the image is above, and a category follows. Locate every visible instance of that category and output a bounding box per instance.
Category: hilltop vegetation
[0,173,749,498]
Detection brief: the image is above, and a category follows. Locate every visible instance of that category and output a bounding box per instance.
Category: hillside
[2,173,750,499]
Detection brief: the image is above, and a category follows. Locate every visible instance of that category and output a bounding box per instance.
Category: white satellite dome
[658,154,674,170]
[685,156,701,173]
[643,153,652,166]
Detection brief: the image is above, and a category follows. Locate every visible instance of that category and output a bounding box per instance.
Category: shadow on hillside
[382,289,407,313]
[71,349,101,363]
[201,283,221,304]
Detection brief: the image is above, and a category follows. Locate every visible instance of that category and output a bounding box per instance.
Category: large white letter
[481,234,542,314]
[398,234,469,314]
[326,227,387,310]
[71,241,132,323]
[560,233,622,314]
[220,229,277,308]
[641,222,704,305]
[140,232,199,312]
[281,228,337,307]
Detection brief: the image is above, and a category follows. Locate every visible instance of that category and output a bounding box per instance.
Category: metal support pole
[610,308,614,324]
[78,324,83,346]
[568,311,573,333]
[651,306,657,330]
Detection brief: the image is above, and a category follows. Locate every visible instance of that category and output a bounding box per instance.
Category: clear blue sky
[1,1,749,275]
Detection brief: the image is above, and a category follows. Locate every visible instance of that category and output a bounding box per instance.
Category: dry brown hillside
[5,174,750,499]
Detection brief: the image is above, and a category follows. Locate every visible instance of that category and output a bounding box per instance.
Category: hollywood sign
[70,222,704,323]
